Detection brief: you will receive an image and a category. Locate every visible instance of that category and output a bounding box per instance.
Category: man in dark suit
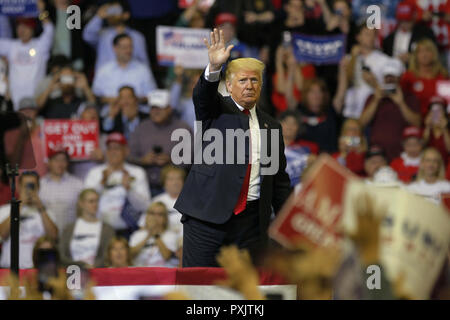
[383,1,437,65]
[174,28,292,267]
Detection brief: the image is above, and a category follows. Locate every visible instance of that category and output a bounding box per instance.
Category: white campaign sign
[156,26,210,69]
[342,181,450,299]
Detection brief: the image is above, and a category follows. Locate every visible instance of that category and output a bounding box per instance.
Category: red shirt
[332,151,365,176]
[400,71,447,118]
[428,132,449,165]
[390,157,420,183]
[0,183,12,206]
[271,64,316,114]
[364,92,420,161]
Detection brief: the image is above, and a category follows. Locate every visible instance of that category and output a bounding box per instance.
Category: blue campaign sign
[291,33,347,65]
[0,0,38,17]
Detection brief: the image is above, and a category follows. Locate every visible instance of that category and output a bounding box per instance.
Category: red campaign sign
[42,120,99,161]
[269,154,358,249]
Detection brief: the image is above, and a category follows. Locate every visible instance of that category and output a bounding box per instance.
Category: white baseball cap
[147,89,170,109]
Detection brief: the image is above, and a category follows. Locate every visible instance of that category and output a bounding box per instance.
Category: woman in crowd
[400,39,448,118]
[332,118,367,176]
[407,147,450,203]
[105,236,131,268]
[272,44,315,114]
[129,202,178,268]
[59,189,115,268]
[422,96,450,164]
[279,110,318,187]
[297,78,339,153]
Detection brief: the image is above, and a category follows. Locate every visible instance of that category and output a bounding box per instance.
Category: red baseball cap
[106,132,127,146]
[396,1,416,21]
[402,126,422,140]
[16,17,37,29]
[48,146,70,160]
[215,13,237,27]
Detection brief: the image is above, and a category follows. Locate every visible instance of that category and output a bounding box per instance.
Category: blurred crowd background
[0,0,450,300]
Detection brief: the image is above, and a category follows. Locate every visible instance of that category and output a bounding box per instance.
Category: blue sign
[0,0,38,17]
[291,33,347,65]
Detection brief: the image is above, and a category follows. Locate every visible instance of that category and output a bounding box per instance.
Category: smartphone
[431,104,441,124]
[282,31,292,48]
[153,145,162,154]
[36,248,59,293]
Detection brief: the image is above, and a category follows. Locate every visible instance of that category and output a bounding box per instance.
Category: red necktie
[233,108,251,215]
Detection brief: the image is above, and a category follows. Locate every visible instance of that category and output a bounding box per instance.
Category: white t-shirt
[406,179,450,204]
[129,229,178,267]
[0,204,56,269]
[393,29,412,58]
[84,163,151,229]
[69,218,102,266]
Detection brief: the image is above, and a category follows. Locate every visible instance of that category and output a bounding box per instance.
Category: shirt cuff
[204,64,221,82]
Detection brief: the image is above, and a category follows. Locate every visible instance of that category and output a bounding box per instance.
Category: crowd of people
[0,0,450,299]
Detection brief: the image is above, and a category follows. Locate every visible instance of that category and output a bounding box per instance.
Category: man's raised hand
[204,28,234,72]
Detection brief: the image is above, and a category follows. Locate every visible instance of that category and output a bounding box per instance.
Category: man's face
[399,20,414,32]
[48,153,68,177]
[105,142,127,167]
[19,175,39,204]
[150,106,172,124]
[364,155,387,178]
[16,23,33,43]
[422,151,440,178]
[114,37,133,64]
[119,88,139,119]
[357,28,376,49]
[226,70,261,109]
[218,22,235,43]
[404,137,422,158]
[164,170,184,197]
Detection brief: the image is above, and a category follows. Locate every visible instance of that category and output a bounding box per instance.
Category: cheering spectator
[0,171,58,269]
[407,147,450,203]
[324,0,357,52]
[39,148,83,235]
[92,33,157,106]
[0,0,54,109]
[359,58,421,161]
[101,86,148,139]
[83,0,149,72]
[383,1,437,65]
[297,78,339,153]
[130,202,178,267]
[129,89,192,196]
[272,44,315,113]
[59,189,115,268]
[332,118,367,176]
[84,132,151,238]
[364,145,388,180]
[390,126,423,183]
[105,236,131,268]
[38,66,96,119]
[334,24,393,119]
[280,110,317,187]
[400,39,448,118]
[422,96,450,164]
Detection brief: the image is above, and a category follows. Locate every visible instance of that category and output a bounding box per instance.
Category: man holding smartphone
[359,59,421,161]
[0,171,58,269]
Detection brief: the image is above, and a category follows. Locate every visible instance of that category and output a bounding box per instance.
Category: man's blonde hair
[225,58,265,82]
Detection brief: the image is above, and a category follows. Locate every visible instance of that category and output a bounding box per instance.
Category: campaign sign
[291,33,346,65]
[0,0,38,16]
[42,120,99,161]
[156,26,210,69]
[343,181,450,299]
[178,0,215,9]
[269,154,358,249]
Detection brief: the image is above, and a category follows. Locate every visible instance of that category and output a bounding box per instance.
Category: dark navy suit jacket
[174,71,292,245]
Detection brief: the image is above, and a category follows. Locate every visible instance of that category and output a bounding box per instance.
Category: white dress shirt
[204,64,261,200]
